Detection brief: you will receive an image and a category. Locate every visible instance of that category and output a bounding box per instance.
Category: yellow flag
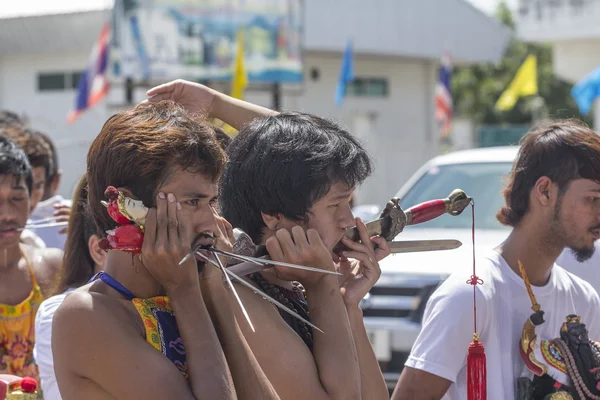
[495,55,538,111]
[230,29,248,100]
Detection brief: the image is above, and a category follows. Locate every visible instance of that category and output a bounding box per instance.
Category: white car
[361,146,517,388]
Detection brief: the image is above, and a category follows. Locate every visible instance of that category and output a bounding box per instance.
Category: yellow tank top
[0,249,44,395]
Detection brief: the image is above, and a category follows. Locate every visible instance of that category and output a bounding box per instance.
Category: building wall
[284,53,439,206]
[552,39,600,82]
[0,52,110,197]
[0,51,439,208]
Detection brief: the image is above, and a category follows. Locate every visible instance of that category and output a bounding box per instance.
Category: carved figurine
[99,186,149,254]
[517,262,600,400]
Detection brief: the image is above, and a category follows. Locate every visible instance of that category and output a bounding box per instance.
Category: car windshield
[399,162,513,230]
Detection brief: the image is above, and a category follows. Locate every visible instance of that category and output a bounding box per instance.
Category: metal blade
[198,251,255,332]
[223,267,324,334]
[388,239,462,253]
[196,250,324,333]
[212,248,342,276]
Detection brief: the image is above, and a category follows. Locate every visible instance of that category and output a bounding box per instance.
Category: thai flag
[67,23,111,123]
[435,54,453,137]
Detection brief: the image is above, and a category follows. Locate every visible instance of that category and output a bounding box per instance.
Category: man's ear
[261,212,282,231]
[532,176,557,207]
[50,170,62,196]
[88,234,107,268]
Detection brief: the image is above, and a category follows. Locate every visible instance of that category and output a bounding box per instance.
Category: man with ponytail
[393,120,600,400]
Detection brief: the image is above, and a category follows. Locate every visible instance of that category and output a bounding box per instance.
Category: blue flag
[335,40,354,106]
[571,66,600,116]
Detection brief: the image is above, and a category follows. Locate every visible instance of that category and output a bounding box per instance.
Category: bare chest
[0,263,34,305]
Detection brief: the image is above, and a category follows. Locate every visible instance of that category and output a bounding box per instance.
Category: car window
[398,162,512,230]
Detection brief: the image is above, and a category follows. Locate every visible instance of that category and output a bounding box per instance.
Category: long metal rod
[197,251,255,332]
[197,250,323,333]
[212,248,342,276]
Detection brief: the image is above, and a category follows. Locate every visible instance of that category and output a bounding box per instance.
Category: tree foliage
[452,1,591,125]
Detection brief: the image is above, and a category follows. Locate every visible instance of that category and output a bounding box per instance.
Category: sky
[467,0,518,15]
[1,0,517,19]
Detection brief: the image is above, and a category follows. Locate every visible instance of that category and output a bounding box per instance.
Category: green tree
[452,1,590,125]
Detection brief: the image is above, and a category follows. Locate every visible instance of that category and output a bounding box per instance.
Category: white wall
[284,53,439,206]
[0,51,439,209]
[552,39,600,83]
[0,52,113,198]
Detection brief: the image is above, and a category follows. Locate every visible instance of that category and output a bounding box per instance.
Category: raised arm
[146,80,277,131]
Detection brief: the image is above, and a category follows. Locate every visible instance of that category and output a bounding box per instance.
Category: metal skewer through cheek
[195,249,323,333]
[211,248,342,276]
[198,250,256,333]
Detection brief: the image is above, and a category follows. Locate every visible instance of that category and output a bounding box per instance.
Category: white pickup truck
[360,146,517,389]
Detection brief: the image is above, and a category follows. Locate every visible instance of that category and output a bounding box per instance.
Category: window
[37,71,85,92]
[71,72,83,89]
[346,77,388,97]
[37,73,65,91]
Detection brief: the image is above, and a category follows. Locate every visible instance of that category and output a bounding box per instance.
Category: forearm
[211,91,278,130]
[346,306,388,400]
[203,281,280,400]
[305,277,361,400]
[168,285,235,400]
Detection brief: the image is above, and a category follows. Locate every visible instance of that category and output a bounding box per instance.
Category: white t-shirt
[29,195,72,250]
[34,288,74,400]
[405,250,600,400]
[556,244,600,296]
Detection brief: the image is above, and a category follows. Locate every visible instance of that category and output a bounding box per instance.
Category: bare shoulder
[52,287,139,376]
[54,288,131,344]
[21,244,63,292]
[53,288,195,400]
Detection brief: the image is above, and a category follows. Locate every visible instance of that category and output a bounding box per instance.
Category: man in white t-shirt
[557,243,600,294]
[392,120,600,400]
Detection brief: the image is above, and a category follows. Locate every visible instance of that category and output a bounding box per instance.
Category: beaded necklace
[552,338,600,399]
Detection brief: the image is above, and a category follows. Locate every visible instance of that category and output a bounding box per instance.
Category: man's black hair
[220,112,372,243]
[0,135,33,196]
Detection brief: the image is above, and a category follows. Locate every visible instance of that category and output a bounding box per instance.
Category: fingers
[155,192,168,246]
[265,236,284,261]
[306,228,325,248]
[340,251,378,277]
[355,217,376,256]
[275,228,296,259]
[146,81,175,97]
[340,236,372,256]
[219,217,235,245]
[166,193,179,245]
[291,225,309,250]
[371,236,391,261]
[143,208,157,251]
[146,93,172,103]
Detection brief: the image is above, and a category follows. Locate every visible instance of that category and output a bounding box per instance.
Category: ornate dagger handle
[406,189,471,225]
[332,189,471,254]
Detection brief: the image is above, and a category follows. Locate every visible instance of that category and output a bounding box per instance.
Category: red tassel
[467,335,486,400]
